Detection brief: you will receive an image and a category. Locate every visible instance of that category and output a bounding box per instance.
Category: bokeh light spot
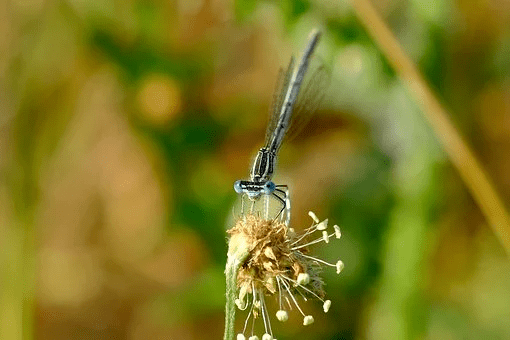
[137,74,182,125]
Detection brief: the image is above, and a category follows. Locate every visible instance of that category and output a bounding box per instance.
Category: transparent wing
[284,56,331,142]
[264,56,295,147]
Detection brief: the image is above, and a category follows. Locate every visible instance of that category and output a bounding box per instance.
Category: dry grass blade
[350,0,510,256]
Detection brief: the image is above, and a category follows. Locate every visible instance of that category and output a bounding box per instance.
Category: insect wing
[264,56,295,147]
[285,56,331,142]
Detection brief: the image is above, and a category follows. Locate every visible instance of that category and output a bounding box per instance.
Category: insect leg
[275,185,290,225]
[271,191,286,223]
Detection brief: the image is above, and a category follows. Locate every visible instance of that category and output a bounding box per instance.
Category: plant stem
[224,233,250,340]
[224,255,241,340]
[0,216,35,340]
[351,0,510,256]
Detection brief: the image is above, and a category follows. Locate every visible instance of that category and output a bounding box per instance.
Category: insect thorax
[250,148,275,183]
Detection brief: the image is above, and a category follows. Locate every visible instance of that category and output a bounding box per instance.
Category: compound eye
[263,181,276,194]
[234,180,243,194]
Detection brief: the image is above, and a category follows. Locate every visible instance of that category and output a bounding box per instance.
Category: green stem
[0,219,35,340]
[224,236,250,340]
[224,255,241,340]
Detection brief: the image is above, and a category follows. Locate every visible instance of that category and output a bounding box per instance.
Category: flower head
[227,211,343,339]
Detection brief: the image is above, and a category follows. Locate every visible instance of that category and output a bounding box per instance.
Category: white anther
[248,336,259,340]
[297,273,310,285]
[336,260,344,274]
[235,298,246,310]
[316,219,328,230]
[308,211,319,223]
[322,230,329,243]
[323,300,331,313]
[276,310,289,322]
[303,315,315,325]
[238,285,248,302]
[262,334,273,340]
[334,225,341,239]
[237,334,246,340]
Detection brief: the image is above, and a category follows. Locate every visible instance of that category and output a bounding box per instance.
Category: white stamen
[303,315,315,325]
[262,334,273,340]
[276,275,284,309]
[259,291,272,336]
[294,285,309,301]
[336,260,345,274]
[291,237,321,250]
[237,334,246,340]
[284,295,293,311]
[291,214,326,246]
[322,230,329,243]
[297,273,310,285]
[334,225,341,239]
[280,275,324,302]
[301,253,337,267]
[308,211,319,223]
[276,310,289,322]
[242,289,256,334]
[280,276,306,317]
[291,228,317,246]
[323,300,331,313]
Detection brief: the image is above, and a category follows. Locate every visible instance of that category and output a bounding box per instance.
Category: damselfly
[234,29,330,224]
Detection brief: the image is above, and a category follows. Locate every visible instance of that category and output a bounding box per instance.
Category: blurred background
[1,0,510,339]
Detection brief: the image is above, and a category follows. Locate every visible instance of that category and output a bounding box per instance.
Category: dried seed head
[228,212,343,339]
